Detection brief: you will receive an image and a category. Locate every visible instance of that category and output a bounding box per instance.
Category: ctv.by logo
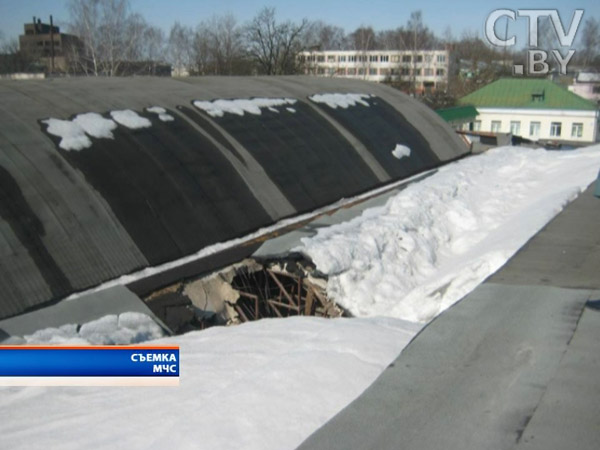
[485,9,584,75]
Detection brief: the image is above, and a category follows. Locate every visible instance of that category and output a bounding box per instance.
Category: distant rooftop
[436,105,478,123]
[576,72,600,83]
[459,78,598,111]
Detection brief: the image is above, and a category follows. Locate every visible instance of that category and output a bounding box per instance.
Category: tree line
[1,0,598,82]
[63,1,449,76]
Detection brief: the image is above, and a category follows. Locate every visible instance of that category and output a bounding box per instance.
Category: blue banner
[0,346,179,377]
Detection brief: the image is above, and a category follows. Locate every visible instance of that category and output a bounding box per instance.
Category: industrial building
[18,17,83,73]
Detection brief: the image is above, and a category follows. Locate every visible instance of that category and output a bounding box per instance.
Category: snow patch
[146,106,175,122]
[42,118,91,151]
[309,93,371,109]
[193,97,297,117]
[73,112,117,139]
[299,145,600,323]
[110,109,152,129]
[392,144,411,159]
[286,107,296,113]
[146,106,166,114]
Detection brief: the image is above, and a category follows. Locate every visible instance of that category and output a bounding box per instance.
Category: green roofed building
[436,105,478,129]
[458,78,599,144]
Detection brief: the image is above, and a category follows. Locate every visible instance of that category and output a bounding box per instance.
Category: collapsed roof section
[0,76,468,319]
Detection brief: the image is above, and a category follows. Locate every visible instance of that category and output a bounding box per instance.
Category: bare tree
[168,22,194,76]
[349,26,377,51]
[210,14,244,74]
[192,25,211,75]
[141,25,166,75]
[407,11,423,93]
[68,0,151,76]
[192,15,246,75]
[579,17,600,67]
[245,7,308,75]
[68,0,101,74]
[302,21,346,50]
[377,28,408,51]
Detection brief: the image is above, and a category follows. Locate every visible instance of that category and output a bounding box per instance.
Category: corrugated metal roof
[459,78,597,110]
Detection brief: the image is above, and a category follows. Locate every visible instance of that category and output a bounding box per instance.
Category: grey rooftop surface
[0,76,467,320]
[296,184,600,450]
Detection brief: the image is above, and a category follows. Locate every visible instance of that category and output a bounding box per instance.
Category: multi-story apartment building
[299,49,452,92]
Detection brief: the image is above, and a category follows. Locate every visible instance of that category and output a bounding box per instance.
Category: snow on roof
[73,112,117,139]
[3,144,600,450]
[299,145,600,323]
[44,110,150,150]
[43,118,92,151]
[392,144,411,159]
[10,312,165,345]
[0,315,421,450]
[193,97,298,117]
[309,93,371,109]
[110,109,152,129]
[146,106,175,122]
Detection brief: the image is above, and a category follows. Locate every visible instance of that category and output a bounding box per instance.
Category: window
[416,55,423,63]
[550,122,562,137]
[491,121,501,133]
[510,121,521,135]
[317,55,325,62]
[529,121,541,137]
[571,122,583,138]
[402,55,411,63]
[593,86,600,94]
[369,68,378,75]
[437,54,446,63]
[401,68,410,75]
[358,55,367,62]
[327,55,335,62]
[369,55,378,62]
[425,54,432,63]
[413,68,421,76]
[339,55,346,62]
[380,55,389,62]
[390,55,399,63]
[424,68,433,76]
[317,67,325,75]
[348,55,356,62]
[436,68,445,76]
[380,68,390,76]
[473,120,481,131]
[358,68,365,75]
[347,68,357,75]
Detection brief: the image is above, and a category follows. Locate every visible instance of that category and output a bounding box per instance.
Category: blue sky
[1,0,598,48]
